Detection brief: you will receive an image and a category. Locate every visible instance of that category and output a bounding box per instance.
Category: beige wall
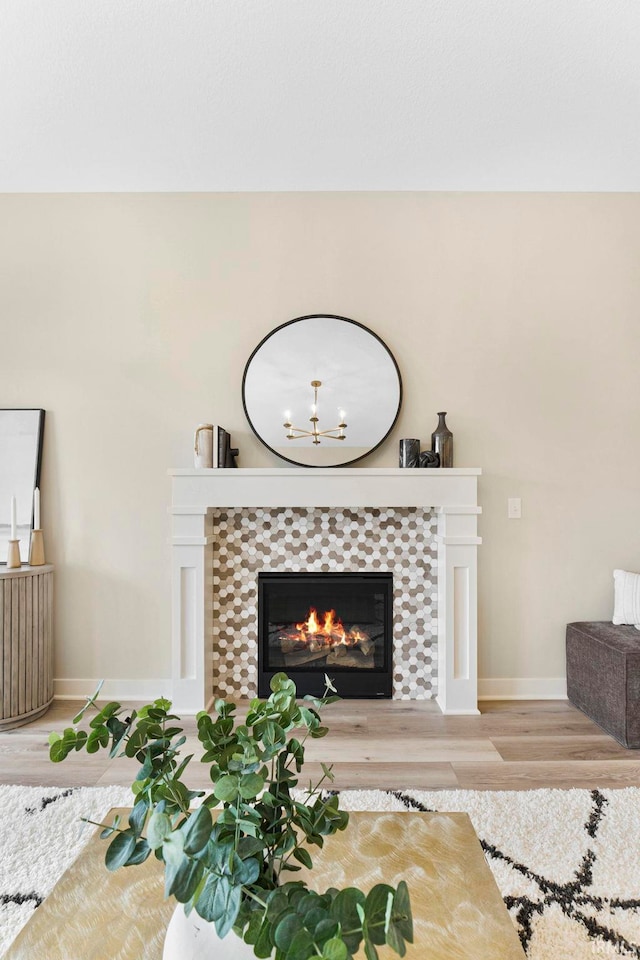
[1,193,639,692]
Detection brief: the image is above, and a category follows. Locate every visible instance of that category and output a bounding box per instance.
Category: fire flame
[288,607,368,647]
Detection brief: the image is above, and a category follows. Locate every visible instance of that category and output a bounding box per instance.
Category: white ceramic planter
[163,904,256,960]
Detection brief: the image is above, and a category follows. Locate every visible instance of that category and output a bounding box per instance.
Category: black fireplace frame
[257,571,393,699]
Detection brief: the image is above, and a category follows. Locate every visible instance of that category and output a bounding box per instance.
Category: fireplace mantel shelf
[169,467,482,512]
[169,468,481,475]
[169,466,482,717]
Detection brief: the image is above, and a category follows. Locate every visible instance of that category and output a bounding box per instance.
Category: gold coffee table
[5,810,524,959]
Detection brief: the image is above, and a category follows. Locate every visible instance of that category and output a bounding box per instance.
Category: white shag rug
[0,785,133,957]
[2,785,640,959]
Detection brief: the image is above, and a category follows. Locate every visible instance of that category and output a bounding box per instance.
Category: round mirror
[242,315,402,467]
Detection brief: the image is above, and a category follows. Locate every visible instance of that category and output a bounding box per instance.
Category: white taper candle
[10,496,17,540]
[34,487,40,530]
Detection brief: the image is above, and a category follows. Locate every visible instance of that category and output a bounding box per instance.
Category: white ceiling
[2,0,640,192]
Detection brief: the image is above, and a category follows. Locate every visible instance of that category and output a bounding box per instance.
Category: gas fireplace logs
[271,607,377,670]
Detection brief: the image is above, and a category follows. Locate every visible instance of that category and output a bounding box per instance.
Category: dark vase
[431,412,453,468]
[399,438,420,468]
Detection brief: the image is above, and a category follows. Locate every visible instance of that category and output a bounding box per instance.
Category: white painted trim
[478,678,568,700]
[169,468,482,477]
[436,697,481,716]
[54,678,173,703]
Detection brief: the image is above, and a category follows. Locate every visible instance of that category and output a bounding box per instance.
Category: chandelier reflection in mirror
[243,315,402,468]
[283,381,347,445]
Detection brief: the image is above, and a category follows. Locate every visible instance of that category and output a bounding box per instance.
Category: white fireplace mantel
[169,468,482,715]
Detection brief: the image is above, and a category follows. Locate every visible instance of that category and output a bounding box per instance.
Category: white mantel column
[170,506,214,714]
[435,506,482,715]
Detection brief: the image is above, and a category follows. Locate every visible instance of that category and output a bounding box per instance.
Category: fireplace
[258,572,393,698]
[170,467,481,714]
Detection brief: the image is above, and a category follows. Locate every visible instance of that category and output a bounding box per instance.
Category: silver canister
[194,423,214,468]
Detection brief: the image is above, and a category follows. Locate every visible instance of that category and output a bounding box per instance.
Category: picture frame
[0,409,45,564]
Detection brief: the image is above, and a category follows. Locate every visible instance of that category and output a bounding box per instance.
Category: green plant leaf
[299,707,319,731]
[293,847,313,869]
[364,940,379,960]
[126,838,151,866]
[172,753,194,782]
[385,921,406,958]
[284,928,315,960]
[364,885,394,946]
[213,880,242,938]
[329,889,365,953]
[105,830,137,871]
[169,857,204,903]
[49,738,70,763]
[253,917,275,958]
[237,836,265,858]
[239,772,265,799]
[124,725,149,758]
[147,810,172,850]
[182,805,212,856]
[107,716,130,758]
[128,799,148,838]
[86,725,109,753]
[263,721,286,747]
[391,881,413,943]
[270,673,296,694]
[266,888,290,922]
[162,832,186,898]
[313,917,339,941]
[214,774,239,803]
[235,856,260,886]
[322,938,348,960]
[195,873,223,923]
[274,913,304,951]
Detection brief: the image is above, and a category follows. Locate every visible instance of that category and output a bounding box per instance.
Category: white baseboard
[478,677,567,700]
[53,678,172,702]
[55,677,568,704]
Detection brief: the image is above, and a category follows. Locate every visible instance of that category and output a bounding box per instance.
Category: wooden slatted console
[0,564,53,729]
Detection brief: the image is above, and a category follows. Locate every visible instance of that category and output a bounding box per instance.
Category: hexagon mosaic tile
[210,507,438,700]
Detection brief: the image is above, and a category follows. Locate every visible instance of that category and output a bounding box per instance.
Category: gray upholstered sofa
[566,621,640,748]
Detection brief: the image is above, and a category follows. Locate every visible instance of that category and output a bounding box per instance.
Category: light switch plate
[508,498,522,519]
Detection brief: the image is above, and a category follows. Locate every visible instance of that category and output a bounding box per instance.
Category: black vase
[431,412,453,468]
[399,439,420,468]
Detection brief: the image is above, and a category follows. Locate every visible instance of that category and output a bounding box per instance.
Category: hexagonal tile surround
[210,507,438,700]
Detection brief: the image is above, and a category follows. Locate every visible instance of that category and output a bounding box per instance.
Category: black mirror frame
[242,314,402,468]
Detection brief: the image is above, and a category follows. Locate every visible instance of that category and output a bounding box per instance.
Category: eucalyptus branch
[276,766,336,874]
[49,674,413,959]
[81,816,125,833]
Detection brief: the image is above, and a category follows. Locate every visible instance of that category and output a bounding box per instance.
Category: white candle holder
[29,529,45,566]
[7,540,21,569]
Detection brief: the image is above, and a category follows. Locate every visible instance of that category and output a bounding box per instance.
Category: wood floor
[2,698,639,791]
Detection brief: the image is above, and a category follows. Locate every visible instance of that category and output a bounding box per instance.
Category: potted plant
[50,673,413,960]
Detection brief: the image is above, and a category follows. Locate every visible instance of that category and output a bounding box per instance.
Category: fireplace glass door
[258,572,393,698]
